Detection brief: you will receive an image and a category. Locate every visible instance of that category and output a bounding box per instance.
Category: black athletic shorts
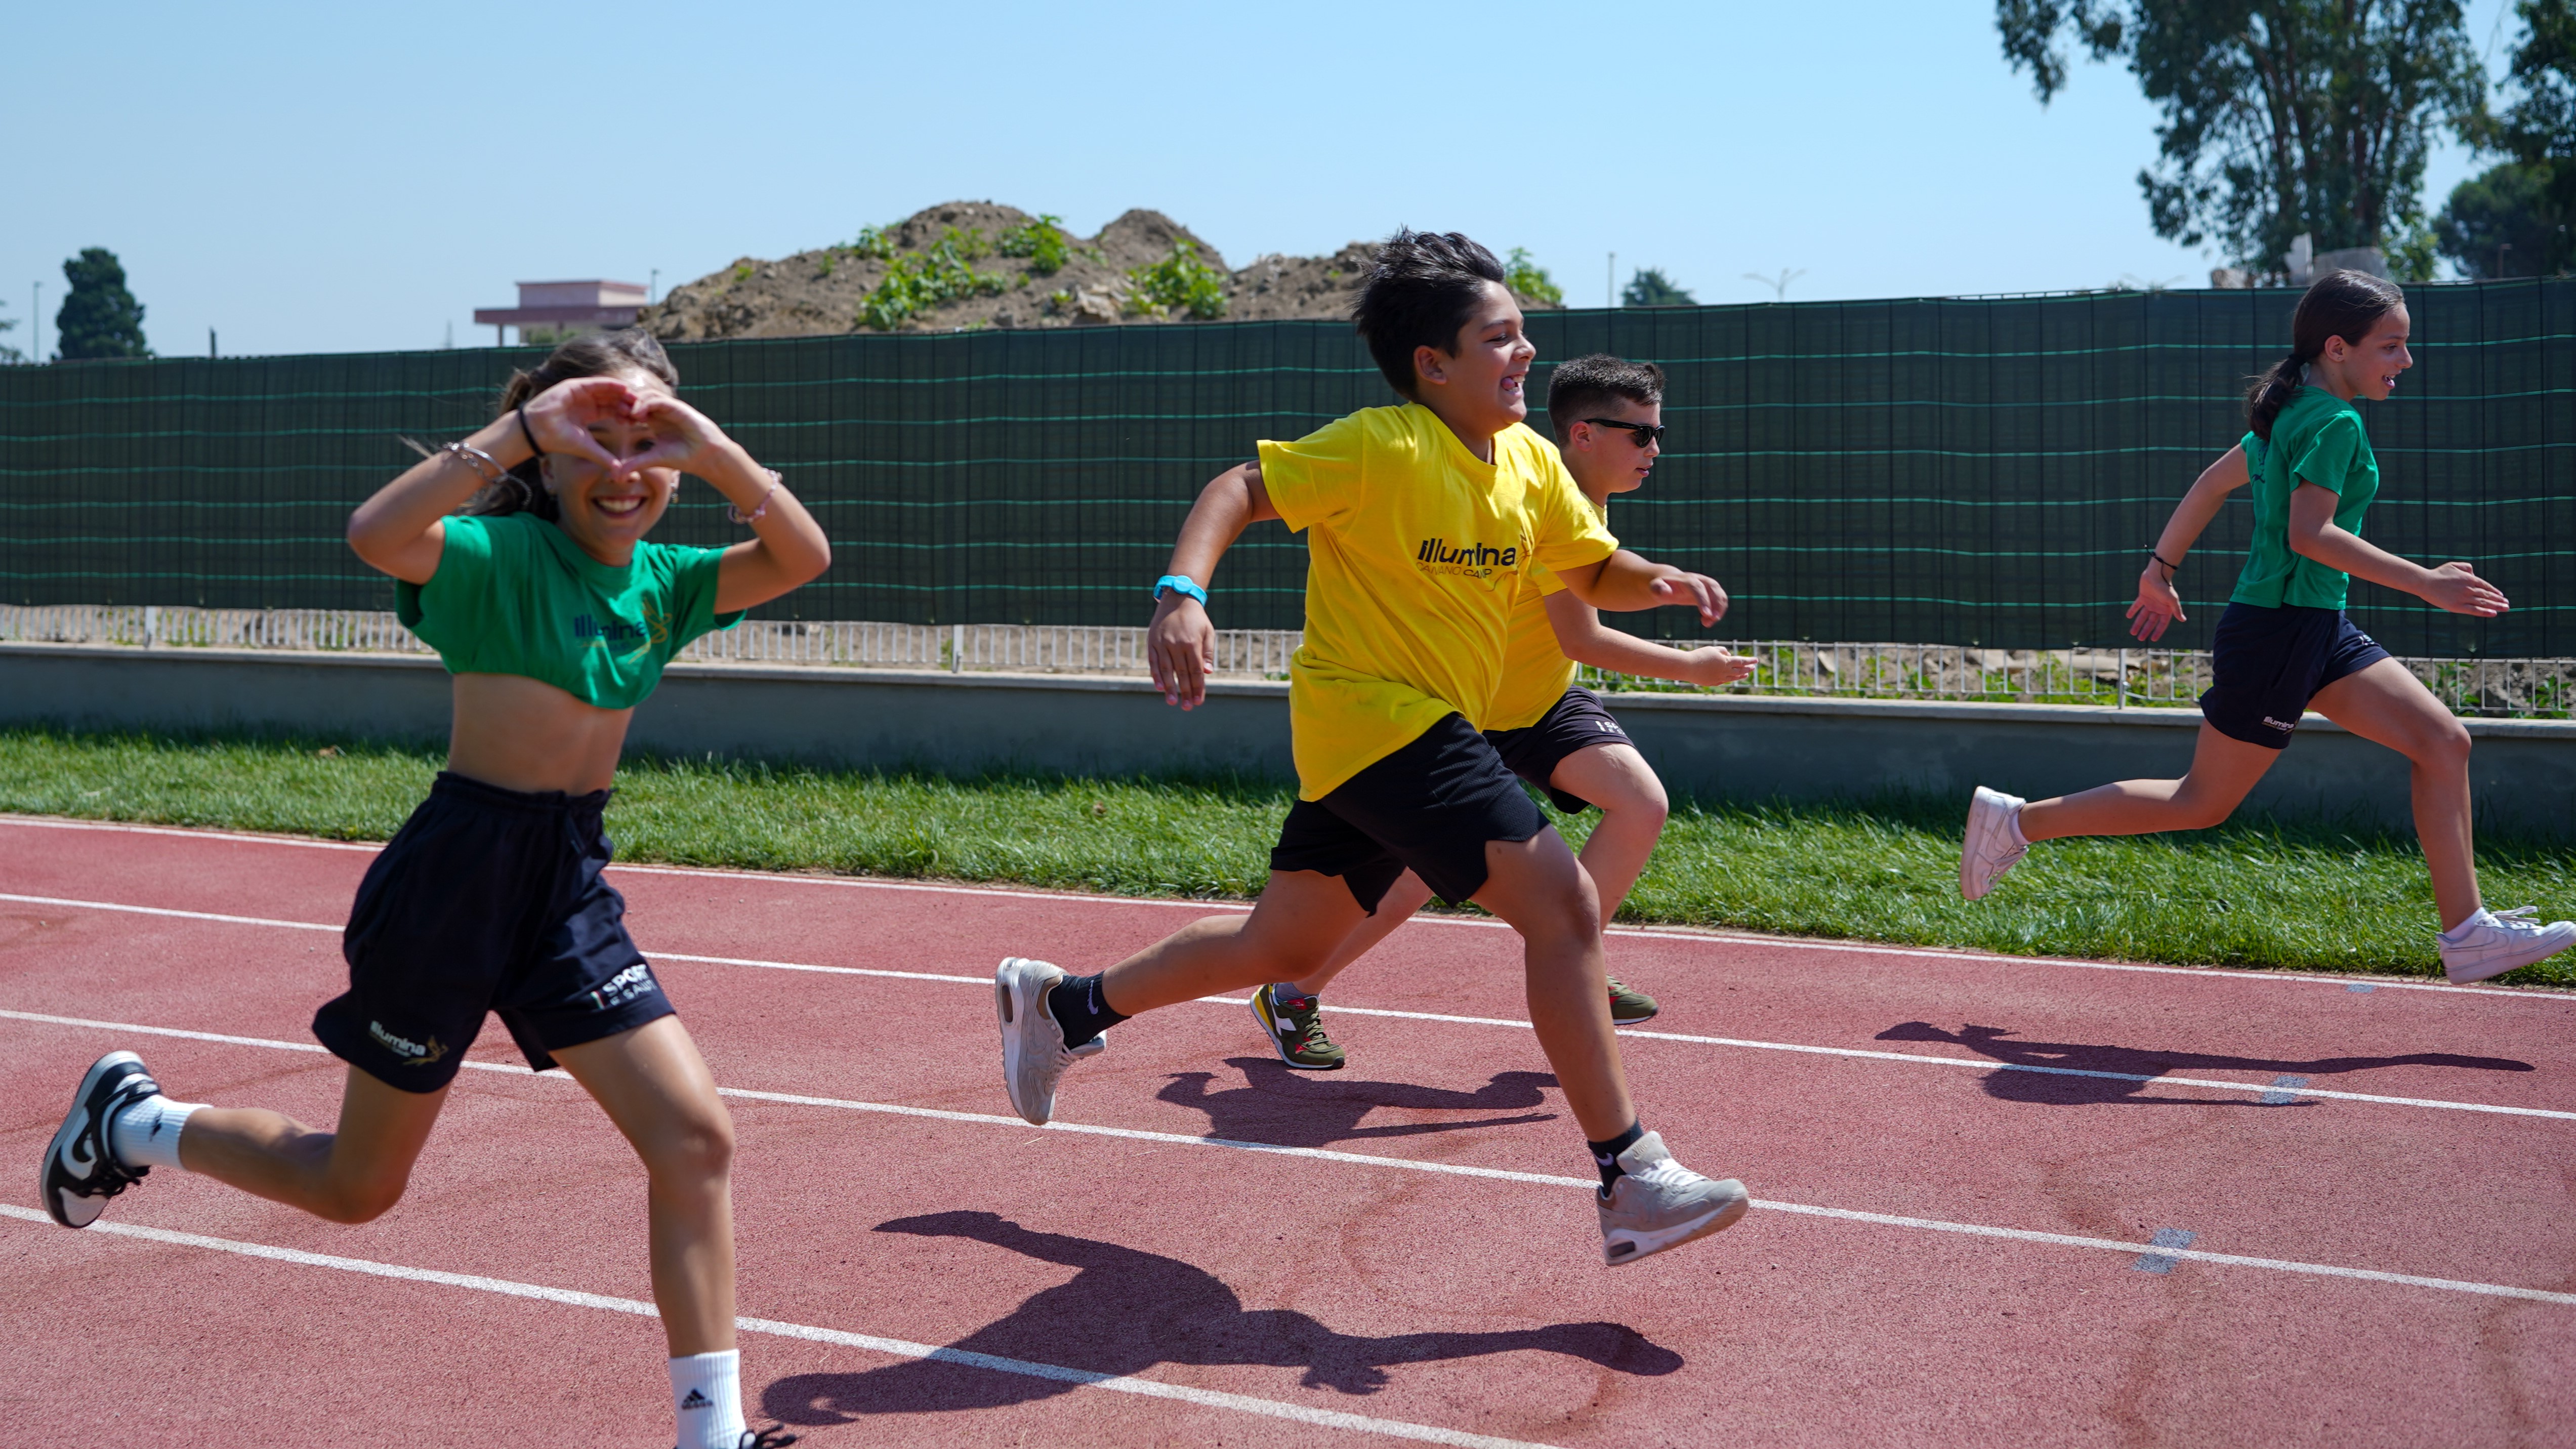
[2197,602,2390,750]
[1485,686,1632,813]
[1269,713,1546,913]
[313,771,675,1092]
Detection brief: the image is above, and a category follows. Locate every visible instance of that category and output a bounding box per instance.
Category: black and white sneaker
[677,1427,798,1449]
[40,1050,161,1228]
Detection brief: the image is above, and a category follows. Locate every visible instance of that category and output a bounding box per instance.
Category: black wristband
[2149,550,2181,574]
[516,405,544,459]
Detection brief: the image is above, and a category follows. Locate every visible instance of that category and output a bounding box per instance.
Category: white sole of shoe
[1603,1182,1751,1267]
[993,957,1066,1126]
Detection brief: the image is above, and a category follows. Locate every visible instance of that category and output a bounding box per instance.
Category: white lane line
[7,1009,2573,1309]
[12,813,2568,1004]
[0,1205,1552,1449]
[9,893,2568,1122]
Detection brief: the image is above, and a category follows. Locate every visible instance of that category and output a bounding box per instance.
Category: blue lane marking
[2260,1073,2310,1106]
[2348,982,2377,993]
[2133,1227,2198,1273]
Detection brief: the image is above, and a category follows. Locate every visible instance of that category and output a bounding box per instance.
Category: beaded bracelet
[729,469,783,525]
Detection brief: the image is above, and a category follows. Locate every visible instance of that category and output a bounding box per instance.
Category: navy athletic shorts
[2197,602,2390,750]
[313,771,676,1092]
[1269,714,1546,913]
[1485,686,1632,813]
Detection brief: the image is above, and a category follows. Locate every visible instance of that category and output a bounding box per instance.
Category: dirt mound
[644,202,1551,339]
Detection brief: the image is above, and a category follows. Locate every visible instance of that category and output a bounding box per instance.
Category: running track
[2,813,2570,1447]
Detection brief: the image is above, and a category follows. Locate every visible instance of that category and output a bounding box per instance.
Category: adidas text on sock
[669,1349,746,1449]
[109,1095,203,1172]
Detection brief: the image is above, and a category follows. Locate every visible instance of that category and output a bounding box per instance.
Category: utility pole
[649,268,660,304]
[209,327,217,359]
[1607,253,1616,309]
[1742,267,1807,303]
[31,281,40,362]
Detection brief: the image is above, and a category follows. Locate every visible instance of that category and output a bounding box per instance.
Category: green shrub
[996,215,1073,275]
[1505,247,1563,305]
[858,227,1010,329]
[851,224,898,261]
[1126,241,1228,320]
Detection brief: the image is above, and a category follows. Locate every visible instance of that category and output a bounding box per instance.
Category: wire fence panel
[6,605,2567,718]
[3,280,2567,654]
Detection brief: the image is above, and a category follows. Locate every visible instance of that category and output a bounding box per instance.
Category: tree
[1505,248,1564,306]
[1998,2,2489,276]
[0,303,21,365]
[1622,267,1696,307]
[56,247,151,360]
[2435,0,2575,277]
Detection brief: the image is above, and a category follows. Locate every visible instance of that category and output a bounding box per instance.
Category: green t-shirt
[396,513,741,709]
[2230,386,2380,611]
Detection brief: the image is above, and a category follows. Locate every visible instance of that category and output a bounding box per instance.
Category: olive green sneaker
[1250,983,1345,1071]
[1607,978,1659,1024]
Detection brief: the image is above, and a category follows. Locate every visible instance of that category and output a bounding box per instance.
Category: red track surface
[3,813,2572,1447]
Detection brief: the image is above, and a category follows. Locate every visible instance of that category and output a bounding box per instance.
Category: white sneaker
[1596,1131,1750,1267]
[994,957,1104,1125]
[1959,785,2027,901]
[2437,907,2576,984]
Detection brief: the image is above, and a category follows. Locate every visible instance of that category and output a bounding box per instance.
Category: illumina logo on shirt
[1416,537,1519,580]
[572,612,649,646]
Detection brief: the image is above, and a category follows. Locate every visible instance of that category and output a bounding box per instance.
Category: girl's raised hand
[2423,561,2510,617]
[625,394,733,478]
[2126,566,2184,642]
[521,376,641,475]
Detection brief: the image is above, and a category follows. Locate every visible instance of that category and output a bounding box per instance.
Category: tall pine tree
[56,248,151,360]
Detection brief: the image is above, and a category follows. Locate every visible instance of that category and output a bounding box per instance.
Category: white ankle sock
[109,1094,202,1171]
[669,1349,746,1449]
[2439,910,2489,943]
[2006,806,2029,849]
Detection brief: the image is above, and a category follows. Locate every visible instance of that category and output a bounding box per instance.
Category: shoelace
[2483,906,2551,935]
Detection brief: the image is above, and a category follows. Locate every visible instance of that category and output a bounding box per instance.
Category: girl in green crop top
[1958,271,2574,985]
[42,331,828,1449]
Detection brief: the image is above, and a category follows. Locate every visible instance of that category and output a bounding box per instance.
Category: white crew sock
[108,1094,203,1171]
[669,1349,746,1449]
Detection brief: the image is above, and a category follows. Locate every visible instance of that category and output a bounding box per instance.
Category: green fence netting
[3,279,2567,655]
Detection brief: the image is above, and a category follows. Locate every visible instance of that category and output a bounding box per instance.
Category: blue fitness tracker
[1151,574,1208,607]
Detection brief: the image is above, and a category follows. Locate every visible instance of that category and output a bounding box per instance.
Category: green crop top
[396,513,741,709]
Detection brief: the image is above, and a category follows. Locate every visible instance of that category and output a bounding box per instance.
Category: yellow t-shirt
[1259,404,1618,799]
[1484,494,1609,731]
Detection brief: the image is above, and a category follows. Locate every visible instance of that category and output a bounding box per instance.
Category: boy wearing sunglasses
[992,234,1754,1267]
[1245,354,1753,1070]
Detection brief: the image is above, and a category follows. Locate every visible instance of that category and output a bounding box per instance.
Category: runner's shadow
[762,1211,1681,1423]
[1877,1021,2532,1106]
[1158,1057,1558,1148]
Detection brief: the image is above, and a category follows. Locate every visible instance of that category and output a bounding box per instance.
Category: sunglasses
[1583,418,1667,447]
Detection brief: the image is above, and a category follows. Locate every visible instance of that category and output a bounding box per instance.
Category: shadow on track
[1876,1021,2533,1106]
[1157,1056,1558,1148]
[762,1211,1679,1422]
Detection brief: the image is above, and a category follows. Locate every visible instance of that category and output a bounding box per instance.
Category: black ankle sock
[1048,972,1129,1051]
[1588,1120,1646,1193]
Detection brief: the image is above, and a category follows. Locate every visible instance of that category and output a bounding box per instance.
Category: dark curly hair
[1350,229,1511,401]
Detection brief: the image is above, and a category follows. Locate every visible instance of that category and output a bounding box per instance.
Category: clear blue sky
[2,0,2523,358]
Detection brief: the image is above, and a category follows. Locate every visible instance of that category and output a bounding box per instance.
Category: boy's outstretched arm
[1147,461,1277,710]
[1543,591,1756,688]
[1556,549,1727,627]
[2128,444,2251,642]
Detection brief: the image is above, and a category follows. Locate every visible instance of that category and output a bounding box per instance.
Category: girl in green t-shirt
[1958,270,2573,985]
[39,330,828,1449]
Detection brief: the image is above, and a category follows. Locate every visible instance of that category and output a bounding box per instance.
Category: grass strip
[2,726,2568,987]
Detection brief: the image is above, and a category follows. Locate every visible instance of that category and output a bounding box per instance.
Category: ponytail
[468,328,681,518]
[2242,269,2405,441]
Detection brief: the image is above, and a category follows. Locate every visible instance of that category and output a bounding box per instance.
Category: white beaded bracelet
[728,469,783,525]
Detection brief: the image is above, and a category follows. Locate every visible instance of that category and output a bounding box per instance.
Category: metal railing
[5,606,2567,718]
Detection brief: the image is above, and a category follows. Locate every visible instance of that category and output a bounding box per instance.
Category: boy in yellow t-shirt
[1252,355,1754,1071]
[991,231,1752,1267]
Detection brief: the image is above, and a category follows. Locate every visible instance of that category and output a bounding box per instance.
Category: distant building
[473,280,648,346]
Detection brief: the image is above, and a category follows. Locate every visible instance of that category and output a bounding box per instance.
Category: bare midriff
[443,673,635,796]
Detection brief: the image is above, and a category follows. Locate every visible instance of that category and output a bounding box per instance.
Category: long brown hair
[469,329,681,518]
[2243,271,2405,441]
